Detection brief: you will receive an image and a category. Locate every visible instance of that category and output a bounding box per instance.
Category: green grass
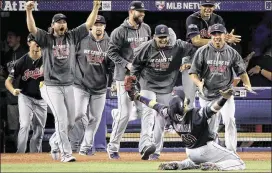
[1,161,271,172]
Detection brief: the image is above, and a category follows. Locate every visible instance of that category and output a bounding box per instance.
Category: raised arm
[25,1,37,34]
[85,0,101,30]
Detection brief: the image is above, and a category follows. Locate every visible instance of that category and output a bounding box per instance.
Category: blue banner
[1,0,272,12]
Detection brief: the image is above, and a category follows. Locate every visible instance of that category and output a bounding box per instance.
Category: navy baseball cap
[129,1,147,11]
[154,24,169,37]
[52,13,67,23]
[200,0,215,6]
[208,24,227,34]
[95,15,106,24]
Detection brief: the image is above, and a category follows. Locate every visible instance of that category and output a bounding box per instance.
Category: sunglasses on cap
[202,4,214,7]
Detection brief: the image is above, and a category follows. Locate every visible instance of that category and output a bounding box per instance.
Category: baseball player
[68,15,113,155]
[131,24,196,160]
[25,0,101,162]
[186,0,241,47]
[184,0,241,110]
[5,34,47,153]
[107,1,151,159]
[124,75,245,171]
[189,24,253,152]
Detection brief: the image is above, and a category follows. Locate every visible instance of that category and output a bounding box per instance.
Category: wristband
[217,97,228,107]
[259,68,262,74]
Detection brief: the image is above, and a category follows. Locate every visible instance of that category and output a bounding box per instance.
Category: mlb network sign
[0,1,39,11]
[155,1,221,10]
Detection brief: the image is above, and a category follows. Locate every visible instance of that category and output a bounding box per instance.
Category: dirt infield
[1,152,271,164]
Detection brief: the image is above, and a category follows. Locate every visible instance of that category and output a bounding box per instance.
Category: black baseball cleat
[141,144,156,160]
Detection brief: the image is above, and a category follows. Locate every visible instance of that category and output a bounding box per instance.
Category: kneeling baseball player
[124,76,245,171]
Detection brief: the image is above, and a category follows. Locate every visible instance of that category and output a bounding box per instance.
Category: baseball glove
[158,162,178,170]
[124,75,139,101]
[219,88,234,99]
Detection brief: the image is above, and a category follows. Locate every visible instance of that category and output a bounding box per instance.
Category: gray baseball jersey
[9,54,47,153]
[189,42,246,100]
[74,32,112,94]
[35,24,89,159]
[131,39,196,94]
[108,19,151,81]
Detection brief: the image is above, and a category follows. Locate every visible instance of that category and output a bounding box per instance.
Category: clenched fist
[25,1,35,11]
[93,0,102,8]
[12,89,21,96]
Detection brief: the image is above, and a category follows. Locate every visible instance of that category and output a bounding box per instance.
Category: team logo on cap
[141,3,144,7]
[214,25,219,29]
[97,15,101,20]
[160,27,165,33]
[155,1,165,10]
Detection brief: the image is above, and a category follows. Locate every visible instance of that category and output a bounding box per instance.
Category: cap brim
[201,3,215,6]
[155,34,169,37]
[95,21,106,24]
[210,30,225,34]
[135,8,148,11]
[53,17,67,23]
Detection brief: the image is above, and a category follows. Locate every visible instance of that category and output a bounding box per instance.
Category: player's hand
[225,29,241,45]
[93,0,102,9]
[248,65,261,76]
[111,81,117,92]
[179,64,191,72]
[243,51,255,68]
[12,89,21,96]
[219,88,234,99]
[243,83,256,94]
[126,63,133,71]
[25,1,35,11]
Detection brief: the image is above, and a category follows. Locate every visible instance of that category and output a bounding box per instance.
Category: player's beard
[133,14,144,25]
